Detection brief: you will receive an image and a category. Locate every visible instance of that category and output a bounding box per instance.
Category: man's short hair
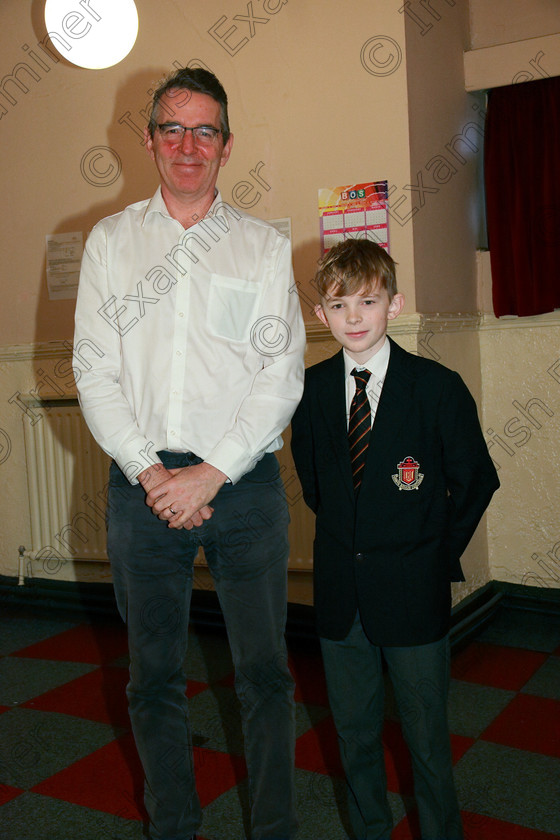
[316,239,398,300]
[148,67,230,144]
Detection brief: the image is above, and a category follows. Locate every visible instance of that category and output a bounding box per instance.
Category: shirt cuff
[204,438,260,485]
[113,439,163,485]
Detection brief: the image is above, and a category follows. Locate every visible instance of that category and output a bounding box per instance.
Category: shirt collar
[343,336,390,382]
[142,187,223,227]
[142,186,170,225]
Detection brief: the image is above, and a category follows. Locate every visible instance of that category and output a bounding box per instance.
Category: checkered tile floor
[1,602,559,839]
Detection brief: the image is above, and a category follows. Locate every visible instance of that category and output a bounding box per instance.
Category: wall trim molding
[0,340,73,363]
[478,311,560,331]
[464,33,560,93]
[419,314,482,333]
[304,310,560,343]
[2,575,556,644]
[415,312,560,333]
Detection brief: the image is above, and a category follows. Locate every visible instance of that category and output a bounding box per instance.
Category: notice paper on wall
[46,232,83,300]
[318,181,389,255]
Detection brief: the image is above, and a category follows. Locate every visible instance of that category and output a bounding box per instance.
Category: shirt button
[355,553,365,562]
[176,350,182,357]
[178,311,185,317]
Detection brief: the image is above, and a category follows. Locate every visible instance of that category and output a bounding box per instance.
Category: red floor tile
[193,746,247,808]
[393,808,420,839]
[24,668,209,726]
[186,679,210,699]
[383,719,414,796]
[31,734,247,818]
[481,693,560,757]
[23,666,130,726]
[32,733,145,820]
[14,623,128,664]
[451,732,476,764]
[383,721,473,795]
[460,811,560,839]
[289,649,329,706]
[295,715,343,776]
[0,784,23,807]
[451,643,547,690]
[218,670,235,688]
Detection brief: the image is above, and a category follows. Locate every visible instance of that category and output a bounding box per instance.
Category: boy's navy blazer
[291,337,500,646]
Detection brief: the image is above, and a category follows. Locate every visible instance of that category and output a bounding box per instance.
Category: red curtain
[485,76,560,317]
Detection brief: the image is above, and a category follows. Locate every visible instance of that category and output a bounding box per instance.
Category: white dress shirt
[344,337,391,428]
[74,188,305,484]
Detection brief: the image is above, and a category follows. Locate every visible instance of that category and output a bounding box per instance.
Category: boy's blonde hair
[316,239,397,300]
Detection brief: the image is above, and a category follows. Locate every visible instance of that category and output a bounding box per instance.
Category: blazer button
[355,552,365,562]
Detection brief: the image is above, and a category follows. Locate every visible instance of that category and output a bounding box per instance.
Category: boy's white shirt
[343,336,390,428]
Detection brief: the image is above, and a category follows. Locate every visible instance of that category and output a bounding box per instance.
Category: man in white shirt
[73,67,305,840]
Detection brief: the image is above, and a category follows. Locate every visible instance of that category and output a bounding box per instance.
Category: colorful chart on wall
[318,181,389,255]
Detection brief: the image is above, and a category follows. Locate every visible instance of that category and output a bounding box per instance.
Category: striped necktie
[349,368,372,491]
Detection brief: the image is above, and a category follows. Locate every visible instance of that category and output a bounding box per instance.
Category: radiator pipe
[18,545,27,586]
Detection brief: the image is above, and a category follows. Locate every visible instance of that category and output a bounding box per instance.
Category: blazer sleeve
[439,371,500,568]
[291,382,319,514]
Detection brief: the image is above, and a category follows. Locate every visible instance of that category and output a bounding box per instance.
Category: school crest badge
[392,456,424,490]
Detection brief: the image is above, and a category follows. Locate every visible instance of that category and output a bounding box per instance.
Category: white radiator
[22,400,111,562]
[20,400,314,576]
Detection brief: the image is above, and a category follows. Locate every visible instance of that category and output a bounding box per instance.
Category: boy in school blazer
[291,240,499,839]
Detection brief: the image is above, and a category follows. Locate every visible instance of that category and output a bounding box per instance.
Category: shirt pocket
[207,274,260,342]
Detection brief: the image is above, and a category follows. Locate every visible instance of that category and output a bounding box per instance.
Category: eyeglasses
[156,123,222,146]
